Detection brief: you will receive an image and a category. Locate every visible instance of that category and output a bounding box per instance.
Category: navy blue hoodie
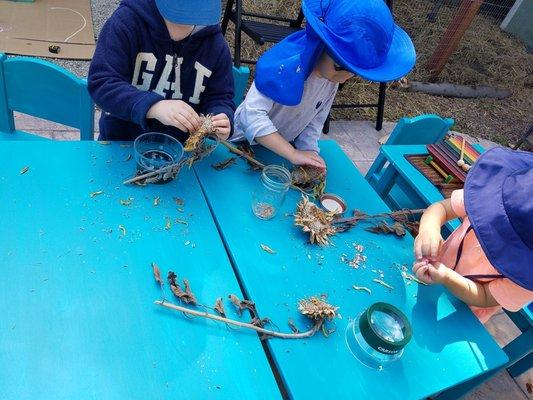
[88,0,235,141]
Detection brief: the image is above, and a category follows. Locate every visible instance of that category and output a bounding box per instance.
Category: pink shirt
[437,190,533,323]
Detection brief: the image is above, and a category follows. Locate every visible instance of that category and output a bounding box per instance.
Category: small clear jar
[252,165,291,220]
[345,303,412,370]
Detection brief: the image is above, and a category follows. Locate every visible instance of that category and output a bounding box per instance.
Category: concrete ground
[11,111,533,399]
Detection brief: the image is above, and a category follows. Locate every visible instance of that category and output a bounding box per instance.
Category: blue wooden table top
[193,140,508,400]
[0,141,280,400]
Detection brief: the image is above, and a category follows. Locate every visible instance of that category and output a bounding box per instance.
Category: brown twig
[155,300,323,339]
[333,208,426,225]
[123,160,185,185]
[220,140,266,170]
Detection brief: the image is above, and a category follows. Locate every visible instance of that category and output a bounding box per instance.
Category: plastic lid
[359,302,412,354]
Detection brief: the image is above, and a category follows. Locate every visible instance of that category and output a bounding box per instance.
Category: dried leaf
[164,218,172,231]
[260,244,276,254]
[153,197,160,206]
[20,166,29,175]
[119,144,131,148]
[214,297,226,317]
[251,317,272,328]
[120,198,133,206]
[90,190,104,198]
[228,294,244,316]
[352,285,372,295]
[98,141,111,145]
[168,272,197,305]
[373,278,394,290]
[118,224,127,236]
[174,197,185,206]
[152,262,163,286]
[241,299,259,319]
[288,319,300,333]
[212,157,236,171]
[182,279,197,305]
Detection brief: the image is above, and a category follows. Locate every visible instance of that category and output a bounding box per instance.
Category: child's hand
[414,227,443,261]
[412,260,449,284]
[147,100,201,133]
[211,113,231,141]
[289,149,326,170]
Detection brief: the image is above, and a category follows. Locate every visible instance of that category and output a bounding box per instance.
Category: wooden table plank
[193,140,508,400]
[0,141,280,400]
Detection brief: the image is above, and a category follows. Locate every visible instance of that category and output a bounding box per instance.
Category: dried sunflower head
[298,296,338,321]
[294,195,336,245]
[291,166,326,192]
[184,114,216,152]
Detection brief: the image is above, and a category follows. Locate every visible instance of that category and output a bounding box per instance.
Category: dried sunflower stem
[123,160,185,185]
[220,140,317,197]
[155,300,323,339]
[333,208,426,225]
[220,140,265,169]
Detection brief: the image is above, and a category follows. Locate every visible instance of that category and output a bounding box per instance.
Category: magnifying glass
[346,302,412,369]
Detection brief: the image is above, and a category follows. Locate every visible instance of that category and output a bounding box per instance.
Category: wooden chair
[0,53,94,140]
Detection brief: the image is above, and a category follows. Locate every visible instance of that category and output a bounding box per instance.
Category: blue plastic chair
[0,53,94,140]
[233,65,250,107]
[366,114,454,186]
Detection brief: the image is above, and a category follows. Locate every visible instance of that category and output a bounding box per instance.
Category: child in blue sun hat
[231,0,416,169]
[413,147,533,323]
[88,0,234,142]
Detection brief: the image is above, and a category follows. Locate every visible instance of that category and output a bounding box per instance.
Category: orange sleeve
[450,189,466,218]
[487,278,533,312]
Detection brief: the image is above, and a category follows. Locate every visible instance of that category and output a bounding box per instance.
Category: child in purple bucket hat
[413,147,533,323]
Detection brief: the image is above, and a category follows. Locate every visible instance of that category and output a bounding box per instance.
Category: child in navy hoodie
[88,0,234,142]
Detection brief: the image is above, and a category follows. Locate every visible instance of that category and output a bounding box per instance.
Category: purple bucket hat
[464,147,533,290]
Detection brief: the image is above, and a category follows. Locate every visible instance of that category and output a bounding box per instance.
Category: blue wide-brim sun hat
[255,0,416,106]
[465,147,533,291]
[155,0,221,25]
[303,0,416,82]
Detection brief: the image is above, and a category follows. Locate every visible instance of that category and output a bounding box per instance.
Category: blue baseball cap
[155,0,221,25]
[465,147,533,290]
[256,0,416,106]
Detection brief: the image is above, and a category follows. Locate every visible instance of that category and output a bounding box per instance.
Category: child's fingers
[414,238,423,260]
[173,114,195,133]
[211,113,228,122]
[430,239,441,259]
[212,119,230,129]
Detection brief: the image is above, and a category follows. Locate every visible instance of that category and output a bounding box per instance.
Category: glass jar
[345,302,412,370]
[252,165,291,220]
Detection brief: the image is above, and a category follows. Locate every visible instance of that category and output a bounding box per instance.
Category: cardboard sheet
[0,0,95,59]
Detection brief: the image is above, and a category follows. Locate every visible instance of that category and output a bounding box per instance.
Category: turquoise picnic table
[0,141,280,399]
[193,140,508,400]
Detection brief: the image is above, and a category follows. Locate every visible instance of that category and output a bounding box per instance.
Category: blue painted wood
[366,114,454,186]
[232,65,250,106]
[0,53,94,140]
[507,352,532,378]
[0,141,280,399]
[193,140,508,400]
[436,329,532,400]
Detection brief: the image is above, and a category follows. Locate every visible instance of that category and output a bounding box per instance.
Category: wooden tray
[406,155,464,198]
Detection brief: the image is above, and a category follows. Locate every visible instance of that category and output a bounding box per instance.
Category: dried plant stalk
[156,300,323,339]
[294,196,337,245]
[184,114,216,152]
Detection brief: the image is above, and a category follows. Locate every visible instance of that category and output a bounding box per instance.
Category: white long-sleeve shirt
[231,73,338,152]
